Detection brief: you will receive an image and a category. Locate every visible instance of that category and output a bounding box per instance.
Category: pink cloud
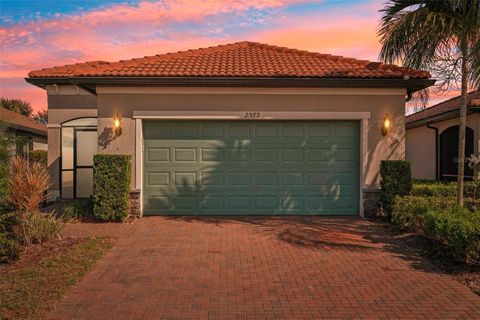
[0,0,456,112]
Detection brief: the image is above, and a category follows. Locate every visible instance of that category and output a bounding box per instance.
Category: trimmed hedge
[412,183,457,197]
[29,150,47,166]
[392,196,457,231]
[423,207,480,264]
[412,182,477,199]
[380,160,412,214]
[93,154,131,221]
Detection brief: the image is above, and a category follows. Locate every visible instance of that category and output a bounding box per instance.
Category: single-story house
[26,41,433,217]
[0,107,47,155]
[406,91,480,181]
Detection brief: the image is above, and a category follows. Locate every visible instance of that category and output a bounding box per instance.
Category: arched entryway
[439,125,474,181]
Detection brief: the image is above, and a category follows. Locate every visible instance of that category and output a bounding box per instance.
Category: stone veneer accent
[129,189,142,218]
[363,188,381,218]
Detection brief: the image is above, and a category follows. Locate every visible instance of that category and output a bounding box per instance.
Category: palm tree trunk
[457,38,469,206]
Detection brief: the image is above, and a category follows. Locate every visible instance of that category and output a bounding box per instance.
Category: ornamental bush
[392,196,457,231]
[411,183,457,197]
[29,150,47,167]
[422,207,480,264]
[63,198,94,221]
[93,154,131,221]
[0,232,21,264]
[379,160,412,215]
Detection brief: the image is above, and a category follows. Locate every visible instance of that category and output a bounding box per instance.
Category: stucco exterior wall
[46,85,97,200]
[406,113,480,180]
[406,126,436,180]
[95,87,407,190]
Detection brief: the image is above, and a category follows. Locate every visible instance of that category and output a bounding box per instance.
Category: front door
[74,129,96,198]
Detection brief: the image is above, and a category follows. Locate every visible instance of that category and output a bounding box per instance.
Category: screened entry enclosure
[61,118,97,198]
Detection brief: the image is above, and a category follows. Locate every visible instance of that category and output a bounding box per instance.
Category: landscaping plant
[392,196,457,232]
[7,156,50,214]
[379,160,412,215]
[29,150,47,167]
[63,198,94,221]
[423,206,480,264]
[1,156,63,262]
[93,154,131,221]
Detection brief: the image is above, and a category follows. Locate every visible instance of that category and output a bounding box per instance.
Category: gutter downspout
[426,123,440,180]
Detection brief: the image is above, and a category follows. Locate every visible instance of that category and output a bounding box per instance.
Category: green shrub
[412,183,457,197]
[93,154,131,221]
[0,211,18,235]
[423,207,480,264]
[63,198,94,221]
[0,232,21,264]
[29,150,47,166]
[14,213,64,246]
[392,196,457,231]
[380,160,412,214]
[411,181,476,198]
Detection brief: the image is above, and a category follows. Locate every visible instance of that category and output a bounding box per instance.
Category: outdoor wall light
[382,114,392,136]
[113,112,122,135]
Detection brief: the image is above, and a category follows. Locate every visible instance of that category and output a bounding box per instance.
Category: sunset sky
[0,0,458,113]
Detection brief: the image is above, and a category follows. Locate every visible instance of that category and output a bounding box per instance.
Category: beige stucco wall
[46,86,407,201]
[95,87,407,190]
[406,113,480,180]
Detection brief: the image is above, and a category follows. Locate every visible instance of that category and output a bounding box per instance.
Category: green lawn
[0,237,114,320]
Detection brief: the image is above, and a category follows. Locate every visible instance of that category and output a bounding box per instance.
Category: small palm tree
[378,0,480,206]
[0,97,33,117]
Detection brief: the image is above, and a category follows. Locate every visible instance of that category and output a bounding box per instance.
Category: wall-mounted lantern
[113,112,122,136]
[382,114,392,136]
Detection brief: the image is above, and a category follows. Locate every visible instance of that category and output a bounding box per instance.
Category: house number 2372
[244,112,261,119]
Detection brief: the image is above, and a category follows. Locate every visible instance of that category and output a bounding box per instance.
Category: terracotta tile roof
[28,41,430,79]
[0,107,47,136]
[406,91,480,124]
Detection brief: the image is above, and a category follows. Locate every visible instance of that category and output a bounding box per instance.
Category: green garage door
[143,121,359,215]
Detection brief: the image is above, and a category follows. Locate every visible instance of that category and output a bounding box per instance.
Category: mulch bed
[378,221,480,296]
[0,237,83,273]
[400,233,480,295]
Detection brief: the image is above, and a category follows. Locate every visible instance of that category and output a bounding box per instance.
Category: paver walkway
[50,216,480,319]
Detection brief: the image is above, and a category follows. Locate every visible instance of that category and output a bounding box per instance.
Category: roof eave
[0,121,47,137]
[406,107,480,129]
[25,76,435,93]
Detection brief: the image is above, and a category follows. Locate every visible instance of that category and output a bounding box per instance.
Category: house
[406,91,480,181]
[26,41,433,216]
[0,107,47,155]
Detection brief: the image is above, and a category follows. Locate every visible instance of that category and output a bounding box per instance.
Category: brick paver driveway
[50,217,480,319]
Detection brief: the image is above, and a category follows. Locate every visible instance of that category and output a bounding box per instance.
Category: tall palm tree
[378,0,480,206]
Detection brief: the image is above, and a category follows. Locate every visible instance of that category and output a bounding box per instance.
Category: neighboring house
[0,107,47,155]
[26,41,433,216]
[406,91,480,181]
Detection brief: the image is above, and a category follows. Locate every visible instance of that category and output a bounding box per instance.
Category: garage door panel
[200,195,224,210]
[227,196,251,210]
[147,148,170,162]
[147,172,170,186]
[143,120,359,215]
[228,123,251,137]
